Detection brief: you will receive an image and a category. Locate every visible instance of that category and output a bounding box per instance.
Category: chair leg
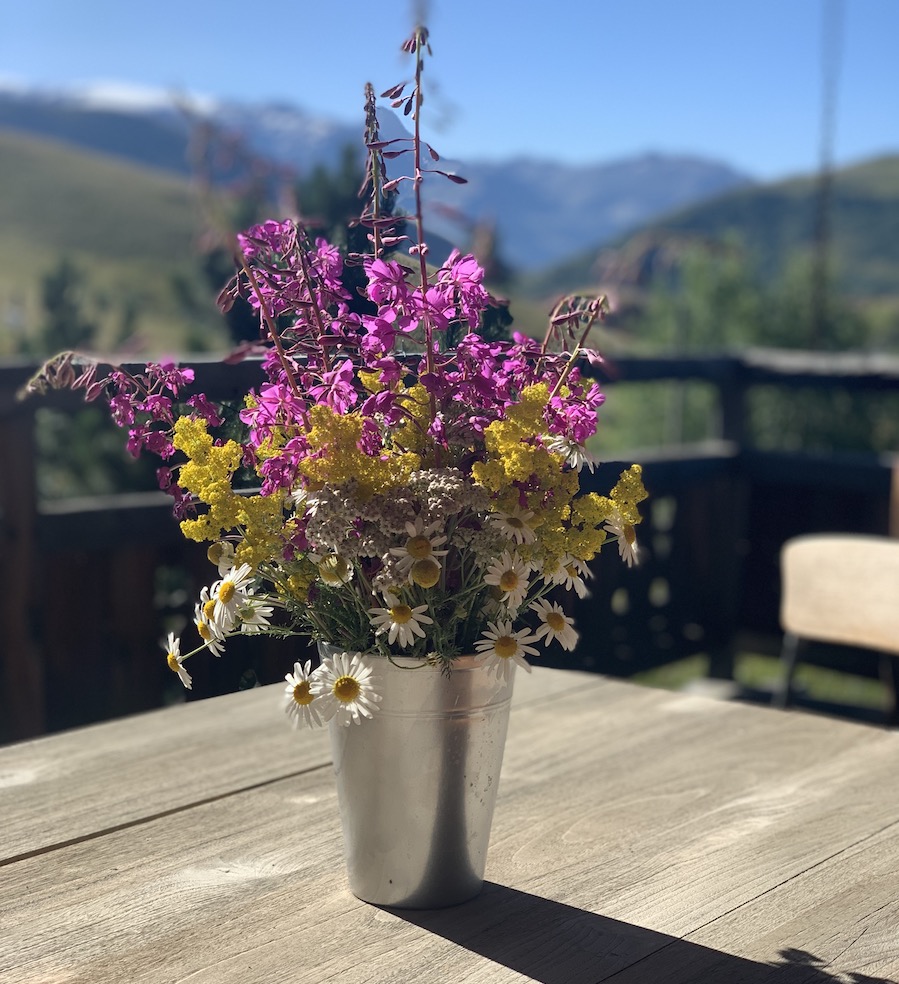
[775,632,803,709]
[879,654,899,727]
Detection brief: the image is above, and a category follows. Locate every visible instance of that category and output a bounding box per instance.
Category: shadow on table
[387,883,896,984]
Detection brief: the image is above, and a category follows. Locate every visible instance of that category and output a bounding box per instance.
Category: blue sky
[1,0,896,180]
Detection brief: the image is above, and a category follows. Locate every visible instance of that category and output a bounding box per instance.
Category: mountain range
[0,85,752,271]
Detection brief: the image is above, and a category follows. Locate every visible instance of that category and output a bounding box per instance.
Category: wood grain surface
[2,668,898,983]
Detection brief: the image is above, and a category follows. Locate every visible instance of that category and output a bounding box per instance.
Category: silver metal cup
[325,650,516,908]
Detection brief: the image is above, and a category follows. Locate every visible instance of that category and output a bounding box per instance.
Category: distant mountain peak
[0,82,754,270]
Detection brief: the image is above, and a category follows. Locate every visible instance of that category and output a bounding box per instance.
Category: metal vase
[324,648,516,909]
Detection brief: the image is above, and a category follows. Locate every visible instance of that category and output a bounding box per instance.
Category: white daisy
[604,511,640,567]
[237,593,275,634]
[546,435,597,473]
[211,563,255,630]
[484,550,532,611]
[389,518,448,576]
[311,651,382,727]
[193,585,227,656]
[369,595,434,648]
[490,506,537,545]
[283,660,323,729]
[316,554,354,586]
[474,620,538,682]
[530,598,580,651]
[163,633,192,690]
[549,553,592,599]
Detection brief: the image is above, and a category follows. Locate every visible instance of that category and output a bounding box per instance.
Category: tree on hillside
[25,258,98,356]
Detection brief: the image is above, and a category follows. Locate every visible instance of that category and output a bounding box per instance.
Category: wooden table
[3,667,898,983]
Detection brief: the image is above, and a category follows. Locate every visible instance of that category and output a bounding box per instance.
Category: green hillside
[522,155,899,304]
[0,129,229,355]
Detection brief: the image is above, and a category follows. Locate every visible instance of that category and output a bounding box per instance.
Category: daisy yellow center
[499,570,521,592]
[406,535,433,560]
[166,652,180,672]
[410,558,440,588]
[546,611,566,632]
[623,524,636,545]
[293,681,315,706]
[218,581,235,604]
[203,599,216,620]
[390,604,413,624]
[565,564,579,579]
[333,675,361,703]
[506,516,525,530]
[196,621,212,642]
[494,636,518,660]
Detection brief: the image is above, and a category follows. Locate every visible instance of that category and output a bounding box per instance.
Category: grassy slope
[0,129,227,355]
[520,155,899,303]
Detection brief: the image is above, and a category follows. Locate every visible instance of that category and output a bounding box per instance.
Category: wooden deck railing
[2,349,898,742]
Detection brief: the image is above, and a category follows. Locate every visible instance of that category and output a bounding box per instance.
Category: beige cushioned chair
[777,534,899,719]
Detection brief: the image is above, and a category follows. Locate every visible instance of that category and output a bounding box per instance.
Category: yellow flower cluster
[299,404,421,497]
[232,494,290,568]
[172,417,295,563]
[609,464,648,525]
[472,387,647,567]
[172,417,244,543]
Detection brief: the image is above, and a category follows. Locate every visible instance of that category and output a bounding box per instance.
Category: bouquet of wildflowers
[29,27,646,729]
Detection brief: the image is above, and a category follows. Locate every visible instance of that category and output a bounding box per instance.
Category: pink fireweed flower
[138,394,174,423]
[186,393,224,427]
[237,218,296,259]
[414,284,456,333]
[307,359,358,414]
[436,250,491,328]
[364,257,413,307]
[239,383,307,444]
[146,361,195,395]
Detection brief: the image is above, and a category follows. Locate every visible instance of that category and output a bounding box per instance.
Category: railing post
[717,356,746,446]
[0,403,44,740]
